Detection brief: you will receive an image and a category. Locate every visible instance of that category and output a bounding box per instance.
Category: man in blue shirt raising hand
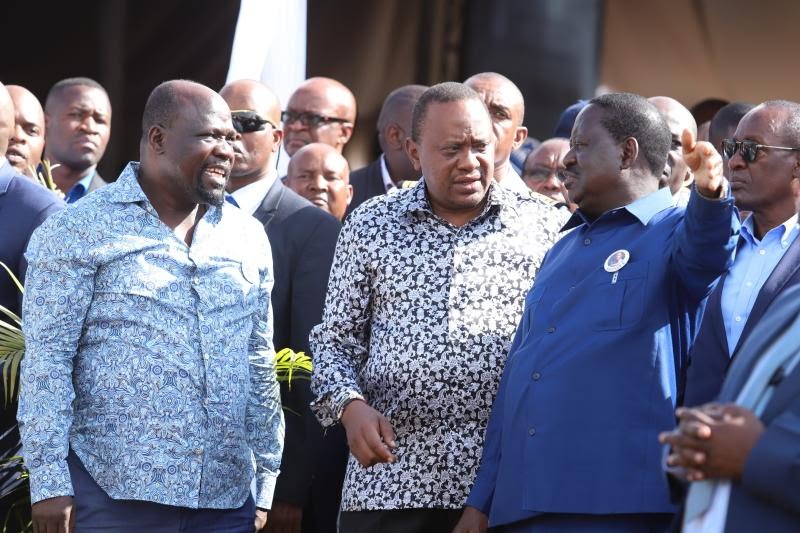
[457,92,739,533]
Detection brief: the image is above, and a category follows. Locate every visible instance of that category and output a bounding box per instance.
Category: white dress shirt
[230,170,278,215]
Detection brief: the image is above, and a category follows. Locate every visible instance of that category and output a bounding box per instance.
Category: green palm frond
[0,262,24,406]
[29,159,63,199]
[274,348,312,391]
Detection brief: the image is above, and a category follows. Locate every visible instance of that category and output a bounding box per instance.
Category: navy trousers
[68,452,255,532]
[495,513,673,533]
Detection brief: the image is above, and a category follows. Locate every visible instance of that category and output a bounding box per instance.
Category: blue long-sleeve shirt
[18,162,284,509]
[467,186,738,526]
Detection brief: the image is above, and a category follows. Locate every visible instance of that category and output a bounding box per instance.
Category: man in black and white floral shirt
[310,82,568,533]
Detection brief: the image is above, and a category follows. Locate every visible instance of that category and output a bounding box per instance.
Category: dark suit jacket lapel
[732,236,800,356]
[367,158,386,197]
[707,273,729,358]
[253,179,285,229]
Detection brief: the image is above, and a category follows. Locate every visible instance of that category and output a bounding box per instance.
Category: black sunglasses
[721,138,800,163]
[281,110,349,128]
[231,110,276,134]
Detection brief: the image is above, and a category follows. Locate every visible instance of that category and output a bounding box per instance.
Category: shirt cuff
[311,388,365,427]
[254,471,279,509]
[27,463,74,505]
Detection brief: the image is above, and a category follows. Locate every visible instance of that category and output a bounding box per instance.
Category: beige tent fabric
[601,0,800,107]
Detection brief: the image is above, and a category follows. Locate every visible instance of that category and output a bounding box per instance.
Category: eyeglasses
[281,110,349,128]
[721,139,800,163]
[524,167,561,182]
[231,110,276,134]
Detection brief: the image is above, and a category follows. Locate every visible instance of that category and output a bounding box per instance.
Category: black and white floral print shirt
[310,179,567,511]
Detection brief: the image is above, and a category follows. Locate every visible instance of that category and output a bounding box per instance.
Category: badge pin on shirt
[604,249,630,284]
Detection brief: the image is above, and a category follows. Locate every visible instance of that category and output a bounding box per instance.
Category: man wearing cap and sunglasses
[683,100,800,410]
[282,77,356,158]
[220,79,343,533]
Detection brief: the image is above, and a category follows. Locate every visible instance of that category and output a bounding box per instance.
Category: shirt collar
[563,186,674,231]
[379,154,395,192]
[107,162,223,223]
[740,212,799,246]
[402,177,513,219]
[229,170,277,215]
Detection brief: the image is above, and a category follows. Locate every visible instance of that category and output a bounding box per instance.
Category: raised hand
[681,129,725,198]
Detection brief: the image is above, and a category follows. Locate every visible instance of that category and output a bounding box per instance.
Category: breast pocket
[587,261,649,331]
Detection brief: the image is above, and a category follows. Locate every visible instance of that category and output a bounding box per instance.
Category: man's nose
[10,124,25,143]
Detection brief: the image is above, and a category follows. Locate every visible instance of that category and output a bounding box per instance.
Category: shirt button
[528,427,536,436]
[192,276,200,285]
[745,281,753,287]
[735,316,742,322]
[583,238,591,246]
[203,397,209,405]
[532,372,541,380]
[759,249,766,255]
[546,326,556,333]
[194,448,203,456]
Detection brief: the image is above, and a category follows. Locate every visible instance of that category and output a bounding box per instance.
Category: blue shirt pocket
[587,260,650,331]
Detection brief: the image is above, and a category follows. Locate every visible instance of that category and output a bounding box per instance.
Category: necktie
[225,195,239,207]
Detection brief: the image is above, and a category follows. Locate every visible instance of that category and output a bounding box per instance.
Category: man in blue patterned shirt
[18,80,284,533]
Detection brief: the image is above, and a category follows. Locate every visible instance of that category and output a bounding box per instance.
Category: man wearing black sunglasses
[282,77,356,158]
[220,79,344,533]
[665,100,800,532]
[685,100,800,410]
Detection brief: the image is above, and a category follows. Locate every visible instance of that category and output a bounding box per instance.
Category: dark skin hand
[255,509,268,532]
[659,403,765,481]
[340,399,397,468]
[32,495,74,533]
[267,501,302,533]
[451,505,488,533]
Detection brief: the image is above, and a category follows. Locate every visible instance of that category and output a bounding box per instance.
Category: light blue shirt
[64,171,95,203]
[720,214,799,354]
[19,162,284,509]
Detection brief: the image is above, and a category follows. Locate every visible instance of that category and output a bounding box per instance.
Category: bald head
[286,142,351,220]
[0,83,14,156]
[377,84,427,183]
[464,72,527,180]
[648,96,697,194]
[284,77,357,156]
[6,85,46,175]
[219,79,283,189]
[220,79,281,125]
[143,79,228,136]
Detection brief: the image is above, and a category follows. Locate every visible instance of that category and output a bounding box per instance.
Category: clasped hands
[658,403,764,482]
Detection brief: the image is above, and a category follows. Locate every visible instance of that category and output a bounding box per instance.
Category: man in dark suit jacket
[683,101,800,408]
[661,282,800,532]
[345,85,426,216]
[221,80,343,533]
[0,82,64,522]
[44,77,112,202]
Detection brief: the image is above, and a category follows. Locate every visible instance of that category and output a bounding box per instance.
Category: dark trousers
[495,513,673,533]
[68,451,255,532]
[339,508,463,533]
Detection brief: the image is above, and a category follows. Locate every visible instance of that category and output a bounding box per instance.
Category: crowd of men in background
[1,68,799,533]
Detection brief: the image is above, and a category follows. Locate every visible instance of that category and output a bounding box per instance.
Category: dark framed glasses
[281,110,349,128]
[231,110,276,134]
[721,139,800,163]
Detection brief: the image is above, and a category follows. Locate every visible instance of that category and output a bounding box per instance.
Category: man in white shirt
[221,79,344,533]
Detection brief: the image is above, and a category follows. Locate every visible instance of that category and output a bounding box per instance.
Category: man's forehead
[573,104,605,134]
[736,105,787,138]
